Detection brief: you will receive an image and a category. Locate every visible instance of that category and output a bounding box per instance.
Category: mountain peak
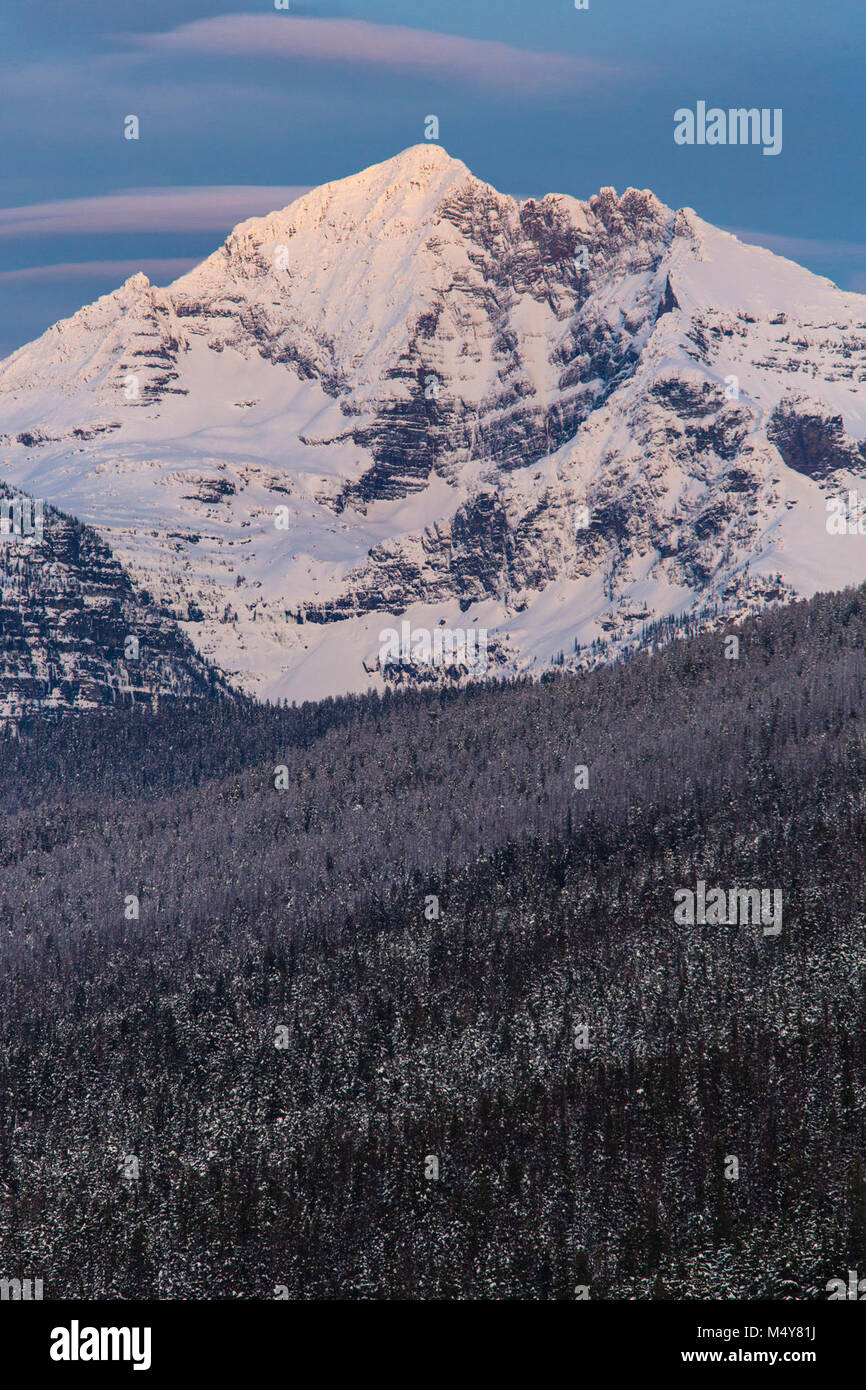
[373,143,469,178]
[210,144,476,274]
[306,142,473,210]
[3,148,866,711]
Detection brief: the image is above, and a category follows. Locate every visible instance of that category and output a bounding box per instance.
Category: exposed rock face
[767,397,866,480]
[0,144,865,704]
[0,488,227,723]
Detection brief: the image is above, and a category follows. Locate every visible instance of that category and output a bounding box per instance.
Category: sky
[1,0,864,359]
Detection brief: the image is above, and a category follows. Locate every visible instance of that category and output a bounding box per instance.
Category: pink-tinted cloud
[727,227,866,264]
[0,186,309,240]
[121,14,623,91]
[0,258,198,286]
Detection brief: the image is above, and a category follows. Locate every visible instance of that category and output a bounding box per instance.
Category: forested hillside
[1,585,865,1298]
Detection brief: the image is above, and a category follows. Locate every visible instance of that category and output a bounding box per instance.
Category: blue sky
[1,0,864,358]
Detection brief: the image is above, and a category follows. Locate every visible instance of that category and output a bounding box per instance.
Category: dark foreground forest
[1,586,866,1299]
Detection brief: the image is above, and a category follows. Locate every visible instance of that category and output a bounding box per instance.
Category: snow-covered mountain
[0,488,228,724]
[1,143,865,705]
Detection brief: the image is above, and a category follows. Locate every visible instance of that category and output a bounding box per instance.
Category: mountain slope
[1,145,865,702]
[0,487,228,724]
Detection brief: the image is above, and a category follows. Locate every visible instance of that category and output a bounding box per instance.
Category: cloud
[0,186,310,240]
[120,14,622,91]
[0,258,198,286]
[726,227,866,265]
